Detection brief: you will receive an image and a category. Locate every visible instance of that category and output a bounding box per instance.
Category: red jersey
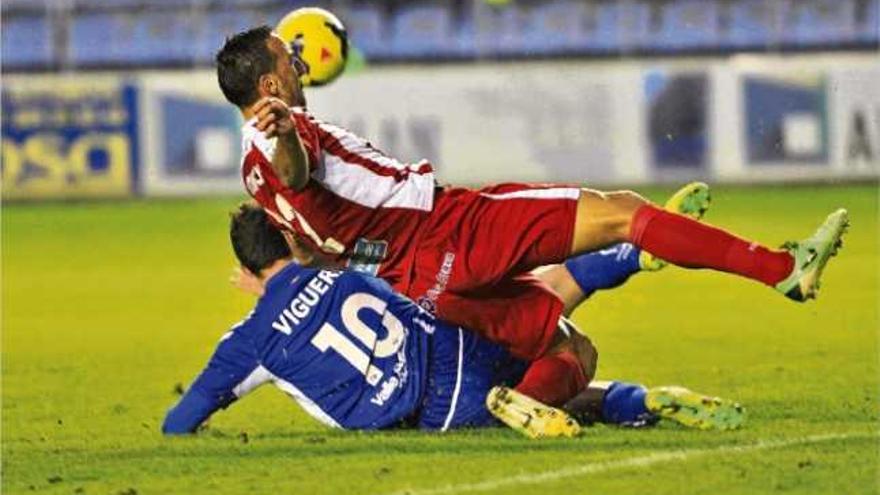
[241,109,581,361]
[240,107,436,289]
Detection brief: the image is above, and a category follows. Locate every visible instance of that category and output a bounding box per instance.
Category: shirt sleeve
[162,329,266,435]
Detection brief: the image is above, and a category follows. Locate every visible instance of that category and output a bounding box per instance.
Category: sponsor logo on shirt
[370,335,410,407]
[416,252,455,313]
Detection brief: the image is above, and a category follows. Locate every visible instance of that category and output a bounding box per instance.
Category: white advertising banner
[139,53,872,195]
[9,54,872,199]
[827,65,880,175]
[305,62,647,185]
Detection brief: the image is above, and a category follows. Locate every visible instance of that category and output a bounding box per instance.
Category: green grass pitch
[2,184,878,494]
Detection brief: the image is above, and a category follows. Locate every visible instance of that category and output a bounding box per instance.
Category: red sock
[630,204,794,286]
[514,351,588,407]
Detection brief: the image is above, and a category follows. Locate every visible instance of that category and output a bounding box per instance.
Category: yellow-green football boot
[639,182,712,271]
[486,386,581,439]
[775,208,849,302]
[645,386,745,430]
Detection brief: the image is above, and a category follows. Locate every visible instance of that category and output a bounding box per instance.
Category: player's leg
[414,181,692,299]
[569,188,848,302]
[495,318,597,435]
[432,276,566,361]
[436,289,598,408]
[417,321,581,438]
[483,319,597,439]
[538,180,713,314]
[514,322,597,407]
[563,381,745,430]
[561,381,651,426]
[537,245,641,315]
[424,182,845,303]
[432,279,599,416]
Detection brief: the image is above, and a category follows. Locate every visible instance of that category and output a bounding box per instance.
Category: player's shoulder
[240,118,276,164]
[333,269,399,301]
[264,262,323,291]
[240,117,260,140]
[290,106,322,127]
[258,263,343,308]
[226,308,259,339]
[291,106,344,137]
[209,310,260,362]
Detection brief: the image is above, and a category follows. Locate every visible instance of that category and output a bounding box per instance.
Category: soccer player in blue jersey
[163,204,743,437]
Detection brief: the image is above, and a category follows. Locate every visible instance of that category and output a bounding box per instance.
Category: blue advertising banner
[744,75,828,165]
[644,70,709,172]
[1,79,139,199]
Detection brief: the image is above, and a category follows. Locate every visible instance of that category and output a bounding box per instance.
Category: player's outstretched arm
[162,383,224,434]
[253,97,310,190]
[162,330,265,435]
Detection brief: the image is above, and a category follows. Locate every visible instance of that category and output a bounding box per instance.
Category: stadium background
[2,1,879,494]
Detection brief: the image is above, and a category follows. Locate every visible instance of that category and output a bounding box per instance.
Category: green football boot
[639,182,712,271]
[645,386,745,430]
[486,386,581,439]
[775,208,849,302]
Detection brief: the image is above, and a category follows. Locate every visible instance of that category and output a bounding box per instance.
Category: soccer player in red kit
[215,27,848,405]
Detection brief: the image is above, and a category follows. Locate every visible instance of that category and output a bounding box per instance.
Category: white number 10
[310,292,405,386]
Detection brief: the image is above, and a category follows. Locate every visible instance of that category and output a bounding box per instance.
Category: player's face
[267,34,307,108]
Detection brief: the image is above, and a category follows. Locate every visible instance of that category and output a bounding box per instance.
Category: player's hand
[230,266,265,297]
[252,97,294,138]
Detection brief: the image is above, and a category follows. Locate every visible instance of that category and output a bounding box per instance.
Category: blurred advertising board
[644,70,710,175]
[743,74,829,165]
[138,74,244,196]
[307,54,879,185]
[306,62,636,185]
[711,55,880,182]
[826,65,880,174]
[3,54,875,202]
[1,76,139,200]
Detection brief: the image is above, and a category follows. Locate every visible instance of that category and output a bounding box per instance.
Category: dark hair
[230,202,291,275]
[216,25,276,107]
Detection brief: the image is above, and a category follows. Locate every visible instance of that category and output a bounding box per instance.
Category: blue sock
[601,381,656,426]
[563,243,642,297]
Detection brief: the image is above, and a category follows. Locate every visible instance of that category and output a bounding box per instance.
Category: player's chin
[290,86,307,107]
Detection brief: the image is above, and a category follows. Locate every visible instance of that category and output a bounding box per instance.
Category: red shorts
[405,183,580,360]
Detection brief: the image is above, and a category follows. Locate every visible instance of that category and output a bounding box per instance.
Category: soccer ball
[276,7,348,87]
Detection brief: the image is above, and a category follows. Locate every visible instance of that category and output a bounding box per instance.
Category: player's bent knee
[603,190,649,240]
[573,189,650,252]
[609,189,648,220]
[549,319,597,380]
[609,190,649,211]
[569,332,598,381]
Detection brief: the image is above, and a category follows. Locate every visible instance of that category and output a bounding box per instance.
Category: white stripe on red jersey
[241,108,435,211]
[479,188,580,201]
[314,122,435,211]
[240,107,436,288]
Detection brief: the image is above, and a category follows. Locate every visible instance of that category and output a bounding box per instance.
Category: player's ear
[231,265,265,296]
[259,73,280,97]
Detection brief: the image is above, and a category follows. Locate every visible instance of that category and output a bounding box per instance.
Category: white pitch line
[382,431,878,495]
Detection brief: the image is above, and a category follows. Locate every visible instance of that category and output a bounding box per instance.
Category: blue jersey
[162,263,526,434]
